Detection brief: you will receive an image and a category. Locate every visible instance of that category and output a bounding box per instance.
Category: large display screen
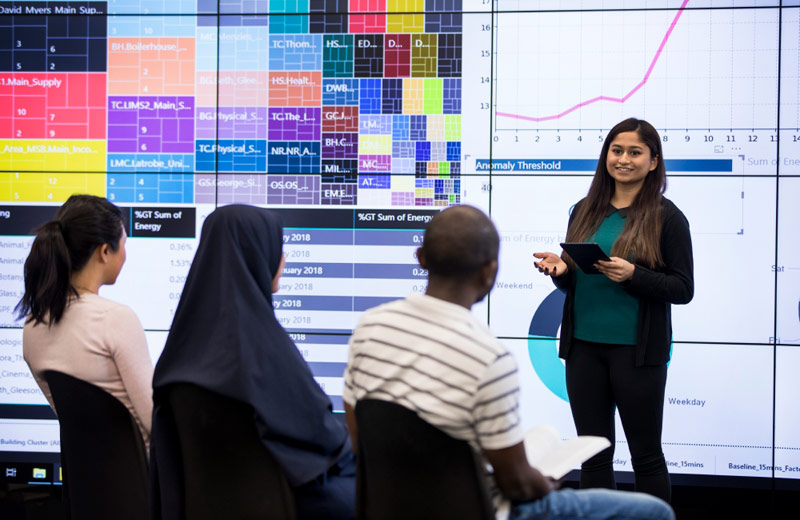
[0,0,798,490]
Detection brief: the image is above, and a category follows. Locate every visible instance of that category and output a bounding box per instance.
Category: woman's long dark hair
[16,195,124,326]
[564,118,667,270]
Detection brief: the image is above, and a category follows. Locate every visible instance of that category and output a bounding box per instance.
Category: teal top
[572,208,639,345]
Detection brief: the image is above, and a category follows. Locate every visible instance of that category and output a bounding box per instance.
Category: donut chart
[527,289,568,402]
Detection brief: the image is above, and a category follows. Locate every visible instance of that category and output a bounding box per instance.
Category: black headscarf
[151,204,349,491]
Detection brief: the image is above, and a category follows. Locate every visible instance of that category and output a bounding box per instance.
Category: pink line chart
[495,0,691,123]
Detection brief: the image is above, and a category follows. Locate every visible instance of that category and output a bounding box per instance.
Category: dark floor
[2,482,799,519]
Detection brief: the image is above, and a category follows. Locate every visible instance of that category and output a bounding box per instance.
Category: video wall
[1,0,798,489]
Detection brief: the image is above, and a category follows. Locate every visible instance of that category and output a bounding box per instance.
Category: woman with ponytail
[18,194,153,448]
[534,119,694,503]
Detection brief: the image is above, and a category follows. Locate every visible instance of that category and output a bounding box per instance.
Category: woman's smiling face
[605,131,658,189]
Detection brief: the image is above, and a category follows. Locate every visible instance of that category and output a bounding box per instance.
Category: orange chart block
[108,38,196,96]
[268,72,322,107]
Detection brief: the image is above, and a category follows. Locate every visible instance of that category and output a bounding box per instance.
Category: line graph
[492,2,780,132]
[496,0,690,123]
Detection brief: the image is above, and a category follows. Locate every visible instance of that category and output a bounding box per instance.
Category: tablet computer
[559,242,611,275]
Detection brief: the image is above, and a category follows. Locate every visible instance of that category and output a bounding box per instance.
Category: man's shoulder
[357,294,508,361]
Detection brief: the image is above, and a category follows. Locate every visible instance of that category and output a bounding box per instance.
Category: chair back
[45,370,149,520]
[165,383,296,520]
[355,399,494,520]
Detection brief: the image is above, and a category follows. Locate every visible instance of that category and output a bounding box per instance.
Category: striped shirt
[343,293,523,518]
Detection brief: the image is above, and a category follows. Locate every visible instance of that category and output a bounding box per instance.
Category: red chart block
[385,34,411,78]
[1,73,107,139]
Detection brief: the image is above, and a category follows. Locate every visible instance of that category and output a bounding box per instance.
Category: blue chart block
[106,173,195,203]
[359,79,382,115]
[392,141,415,159]
[392,115,410,141]
[107,154,194,173]
[109,0,198,14]
[268,141,322,173]
[218,0,270,14]
[218,27,270,71]
[269,35,323,71]
[322,79,359,105]
[416,141,431,162]
[108,15,197,37]
[446,141,460,162]
[359,174,390,189]
[410,115,427,141]
[443,78,462,114]
[196,140,268,172]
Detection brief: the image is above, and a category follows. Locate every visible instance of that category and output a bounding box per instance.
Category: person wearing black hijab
[150,204,355,519]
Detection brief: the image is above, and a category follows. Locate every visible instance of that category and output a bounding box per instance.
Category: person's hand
[594,256,635,282]
[533,252,568,277]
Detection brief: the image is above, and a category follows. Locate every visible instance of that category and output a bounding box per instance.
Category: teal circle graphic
[527,289,569,402]
[527,290,675,403]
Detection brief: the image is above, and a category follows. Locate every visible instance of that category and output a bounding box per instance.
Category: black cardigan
[552,197,694,367]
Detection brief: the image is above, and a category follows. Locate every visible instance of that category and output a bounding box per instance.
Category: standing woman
[17,194,153,449]
[534,118,693,502]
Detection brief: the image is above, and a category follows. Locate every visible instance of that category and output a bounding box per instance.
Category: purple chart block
[266,175,321,205]
[268,108,322,141]
[196,107,269,140]
[322,133,358,159]
[108,97,195,154]
[194,174,268,204]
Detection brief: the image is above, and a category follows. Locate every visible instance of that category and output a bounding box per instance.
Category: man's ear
[481,260,498,288]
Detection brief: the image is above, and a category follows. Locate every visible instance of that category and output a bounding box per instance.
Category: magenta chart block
[194,174,268,204]
[268,107,322,141]
[266,175,321,205]
[195,107,269,139]
[359,154,391,173]
[108,96,195,154]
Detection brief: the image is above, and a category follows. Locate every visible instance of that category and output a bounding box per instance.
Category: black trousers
[293,451,356,520]
[565,338,671,503]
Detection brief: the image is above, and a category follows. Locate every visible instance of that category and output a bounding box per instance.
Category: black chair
[355,399,494,520]
[164,383,297,520]
[44,370,149,520]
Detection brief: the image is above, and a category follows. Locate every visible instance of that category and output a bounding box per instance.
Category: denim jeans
[510,488,675,520]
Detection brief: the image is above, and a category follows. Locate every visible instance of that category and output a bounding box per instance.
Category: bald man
[343,205,673,520]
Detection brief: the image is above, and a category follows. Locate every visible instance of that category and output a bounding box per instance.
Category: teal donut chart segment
[528,335,569,402]
[527,289,569,402]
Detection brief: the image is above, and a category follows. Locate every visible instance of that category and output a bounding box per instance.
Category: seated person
[343,205,675,520]
[19,194,152,449]
[151,204,354,520]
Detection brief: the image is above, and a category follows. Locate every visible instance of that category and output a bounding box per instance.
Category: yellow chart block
[360,135,392,155]
[0,140,107,173]
[387,14,424,33]
[392,175,415,192]
[0,173,106,202]
[387,0,424,32]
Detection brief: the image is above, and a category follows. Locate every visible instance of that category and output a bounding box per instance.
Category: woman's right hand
[533,252,568,277]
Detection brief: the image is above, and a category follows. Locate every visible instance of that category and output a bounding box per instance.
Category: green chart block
[444,115,461,141]
[323,35,354,77]
[423,78,443,115]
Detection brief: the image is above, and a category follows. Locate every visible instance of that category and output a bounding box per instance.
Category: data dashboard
[0,0,798,488]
